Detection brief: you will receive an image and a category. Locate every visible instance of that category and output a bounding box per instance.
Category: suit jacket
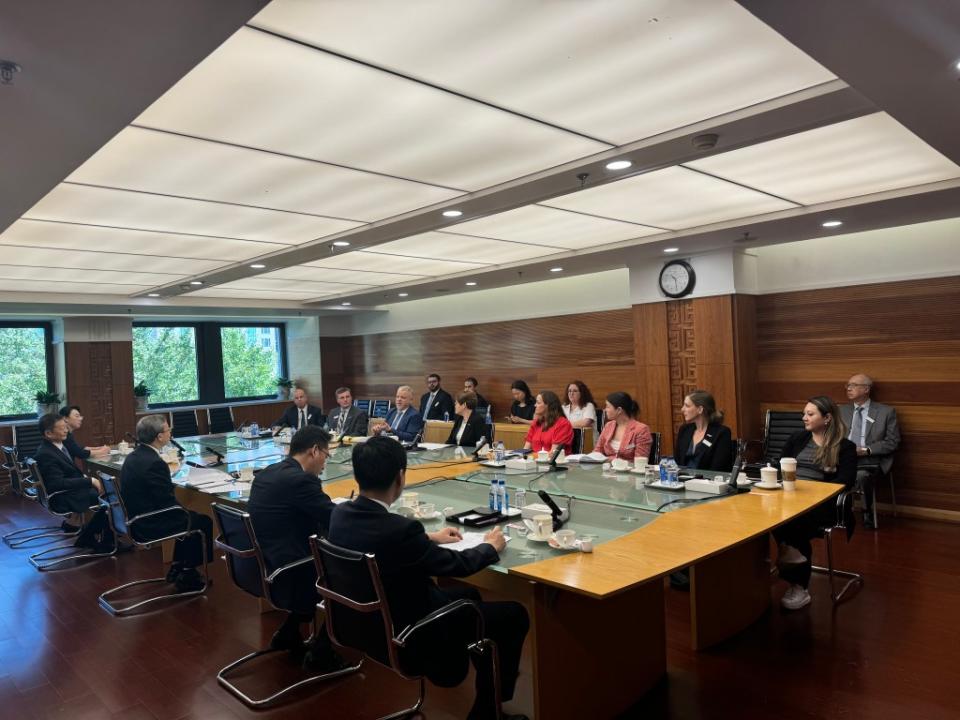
[327,405,369,437]
[445,411,489,447]
[119,444,189,541]
[840,401,900,474]
[384,406,424,442]
[419,389,455,421]
[675,422,734,472]
[34,439,97,513]
[64,431,91,461]
[594,420,652,462]
[328,496,498,632]
[274,403,326,430]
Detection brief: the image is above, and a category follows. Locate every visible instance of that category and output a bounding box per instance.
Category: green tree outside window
[132,326,199,404]
[0,327,49,416]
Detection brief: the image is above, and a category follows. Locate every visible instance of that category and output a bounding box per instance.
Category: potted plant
[275,376,294,400]
[35,391,61,417]
[134,381,151,411]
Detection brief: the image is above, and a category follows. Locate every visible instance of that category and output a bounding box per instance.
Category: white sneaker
[778,543,808,566]
[781,584,812,610]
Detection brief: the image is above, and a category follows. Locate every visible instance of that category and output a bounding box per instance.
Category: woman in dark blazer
[675,390,734,471]
[774,395,857,611]
[446,392,489,447]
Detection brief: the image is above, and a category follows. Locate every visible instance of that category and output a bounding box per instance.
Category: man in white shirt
[272,387,326,431]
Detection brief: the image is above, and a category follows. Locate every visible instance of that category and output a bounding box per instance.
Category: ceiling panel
[253,0,835,144]
[0,279,153,295]
[306,252,487,275]
[26,183,363,245]
[207,277,374,294]
[363,231,564,264]
[0,244,223,274]
[0,264,181,286]
[68,127,463,221]
[0,219,284,262]
[189,286,327,301]
[135,26,608,190]
[448,205,660,249]
[542,166,796,229]
[685,112,960,205]
[263,265,423,285]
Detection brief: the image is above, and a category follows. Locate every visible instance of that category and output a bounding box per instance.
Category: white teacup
[394,506,415,518]
[611,458,629,472]
[523,514,553,540]
[537,450,549,463]
[400,492,419,508]
[634,457,648,473]
[554,529,577,548]
[417,502,436,518]
[759,466,779,487]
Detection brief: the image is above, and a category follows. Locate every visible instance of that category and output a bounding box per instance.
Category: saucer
[525,533,552,543]
[547,536,580,551]
[754,482,782,490]
[415,510,443,521]
[629,468,650,475]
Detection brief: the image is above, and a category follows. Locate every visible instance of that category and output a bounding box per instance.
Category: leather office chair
[1,445,33,497]
[8,459,114,571]
[571,428,585,455]
[97,472,209,615]
[311,535,502,720]
[354,399,374,416]
[371,399,391,419]
[211,503,360,707]
[12,422,43,461]
[207,406,235,434]
[648,432,661,464]
[170,410,199,438]
[762,410,804,465]
[810,488,864,604]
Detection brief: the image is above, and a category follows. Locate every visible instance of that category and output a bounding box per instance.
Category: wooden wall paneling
[692,295,739,439]
[110,341,136,442]
[732,294,761,443]
[319,336,347,408]
[633,303,674,454]
[666,300,698,435]
[755,276,960,515]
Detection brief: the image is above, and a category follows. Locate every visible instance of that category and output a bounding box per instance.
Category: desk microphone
[472,438,490,460]
[404,428,425,451]
[170,438,186,458]
[537,490,569,531]
[272,423,288,438]
[546,445,568,473]
[205,446,225,466]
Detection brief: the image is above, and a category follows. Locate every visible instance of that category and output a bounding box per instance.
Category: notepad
[566,452,607,463]
[443,532,510,553]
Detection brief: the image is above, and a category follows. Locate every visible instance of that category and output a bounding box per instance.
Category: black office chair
[810,488,864,604]
[354,399,374,416]
[1,445,33,498]
[211,504,360,707]
[371,399,391,419]
[311,536,502,720]
[761,410,804,465]
[207,406,235,434]
[170,410,199,438]
[97,472,209,615]
[12,422,43,462]
[596,408,606,433]
[571,428,585,455]
[647,432,662,464]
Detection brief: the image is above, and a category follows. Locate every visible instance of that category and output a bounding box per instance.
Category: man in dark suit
[34,413,111,548]
[420,373,455,421]
[247,425,343,668]
[464,377,491,416]
[841,373,901,529]
[272,387,326,431]
[328,437,529,720]
[59,405,110,461]
[326,386,369,437]
[371,386,424,442]
[120,414,212,592]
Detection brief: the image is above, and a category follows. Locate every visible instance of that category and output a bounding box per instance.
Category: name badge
[702,439,713,447]
[865,415,875,424]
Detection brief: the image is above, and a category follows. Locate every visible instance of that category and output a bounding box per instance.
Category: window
[132,326,199,405]
[0,323,54,419]
[132,322,286,407]
[221,326,284,400]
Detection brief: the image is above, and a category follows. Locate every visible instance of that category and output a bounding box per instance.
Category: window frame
[132,321,287,408]
[0,321,55,421]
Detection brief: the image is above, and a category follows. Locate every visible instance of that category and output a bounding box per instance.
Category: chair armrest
[835,488,855,529]
[394,598,484,648]
[214,537,257,559]
[128,504,190,527]
[265,556,313,584]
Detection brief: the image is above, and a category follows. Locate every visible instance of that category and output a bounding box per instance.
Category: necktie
[425,392,435,417]
[300,409,306,429]
[336,410,346,435]
[849,406,863,446]
[61,445,72,460]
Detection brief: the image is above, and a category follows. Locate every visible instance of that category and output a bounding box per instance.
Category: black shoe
[862,512,876,530]
[74,530,97,549]
[174,568,206,593]
[165,562,183,583]
[61,520,80,533]
[270,625,306,658]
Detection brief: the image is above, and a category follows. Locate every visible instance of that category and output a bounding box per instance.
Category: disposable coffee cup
[782,479,797,491]
[780,457,797,483]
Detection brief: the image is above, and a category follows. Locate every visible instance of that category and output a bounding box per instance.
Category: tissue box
[683,478,731,494]
[505,458,537,471]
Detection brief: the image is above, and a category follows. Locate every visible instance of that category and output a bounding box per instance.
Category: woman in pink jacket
[594,391,652,462]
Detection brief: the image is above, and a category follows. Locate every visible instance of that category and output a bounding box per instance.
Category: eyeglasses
[314,445,330,458]
[845,383,870,389]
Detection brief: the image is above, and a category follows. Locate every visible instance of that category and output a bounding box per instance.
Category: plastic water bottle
[489,476,498,511]
[495,440,505,464]
[498,476,508,514]
[249,422,259,438]
[514,488,526,510]
[443,411,450,422]
[664,458,680,486]
[485,406,493,432]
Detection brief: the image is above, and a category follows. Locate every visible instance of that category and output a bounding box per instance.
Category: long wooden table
[92,436,840,719]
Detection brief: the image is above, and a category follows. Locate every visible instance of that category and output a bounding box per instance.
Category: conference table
[422,419,593,452]
[90,434,840,719]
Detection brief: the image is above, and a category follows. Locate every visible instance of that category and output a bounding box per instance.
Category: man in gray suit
[841,373,901,529]
[326,387,369,438]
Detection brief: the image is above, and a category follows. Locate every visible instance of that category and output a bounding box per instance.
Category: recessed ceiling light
[821,220,843,228]
[332,240,351,247]
[549,267,563,273]
[663,247,679,253]
[442,210,463,218]
[250,264,266,269]
[398,292,409,297]
[955,59,960,71]
[465,281,477,286]
[606,160,632,170]
[189,280,203,285]
[147,293,160,298]
[341,302,351,306]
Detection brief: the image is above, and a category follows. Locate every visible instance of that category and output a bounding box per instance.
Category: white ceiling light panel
[0,264,182,286]
[189,286,332,301]
[252,0,835,144]
[263,265,422,286]
[206,277,374,295]
[69,127,463,221]
[135,27,607,190]
[0,244,224,274]
[448,205,660,249]
[685,112,960,205]
[26,183,364,245]
[306,252,487,276]
[543,166,796,229]
[0,280,154,295]
[0,219,284,262]
[363,231,564,264]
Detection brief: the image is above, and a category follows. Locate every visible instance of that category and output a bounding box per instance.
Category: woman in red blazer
[523,390,574,453]
[594,391,652,462]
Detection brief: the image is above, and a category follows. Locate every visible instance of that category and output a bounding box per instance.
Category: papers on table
[443,532,510,553]
[565,451,607,463]
[418,442,451,450]
[173,466,226,487]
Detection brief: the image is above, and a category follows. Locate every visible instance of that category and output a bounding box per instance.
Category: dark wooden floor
[1,493,958,720]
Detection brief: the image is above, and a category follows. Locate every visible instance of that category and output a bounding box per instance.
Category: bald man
[840,374,901,529]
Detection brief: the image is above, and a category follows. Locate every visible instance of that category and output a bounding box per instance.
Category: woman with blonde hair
[774,395,857,611]
[675,390,733,471]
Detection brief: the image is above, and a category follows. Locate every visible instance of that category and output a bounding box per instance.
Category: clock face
[659,260,695,298]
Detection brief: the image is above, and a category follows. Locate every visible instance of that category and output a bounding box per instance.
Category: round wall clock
[658,259,696,298]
